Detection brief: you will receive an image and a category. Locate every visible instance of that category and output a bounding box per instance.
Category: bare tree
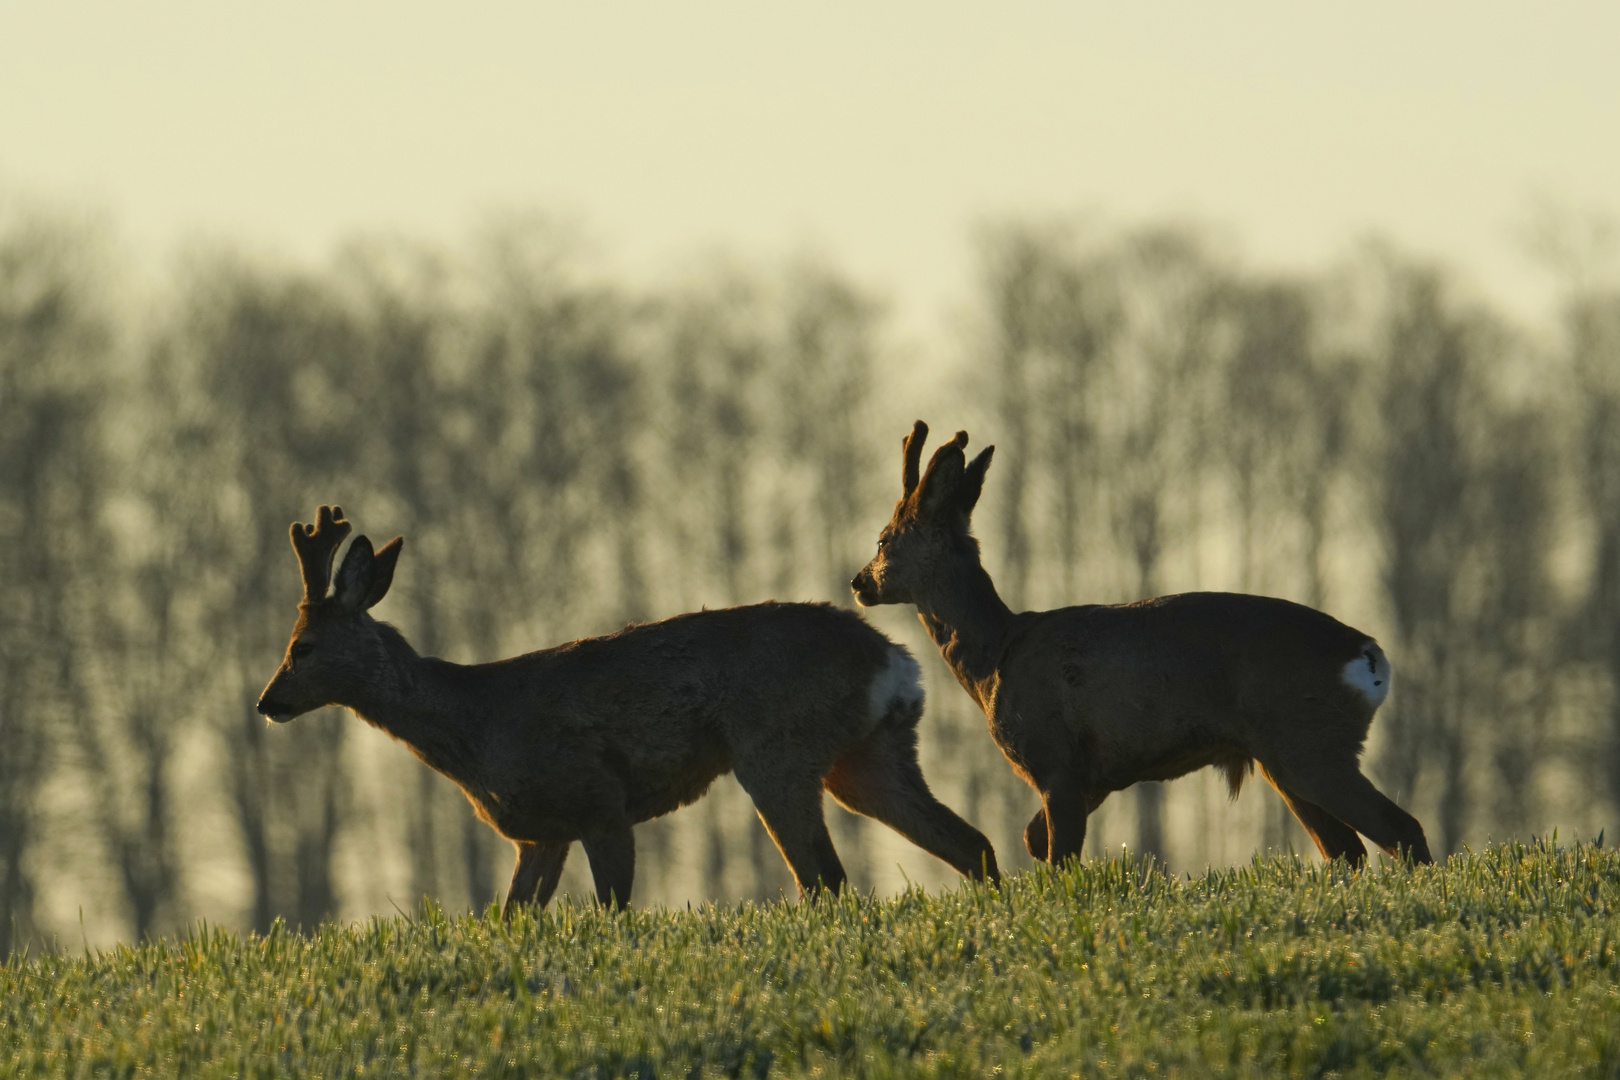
[1100,229,1227,861]
[0,209,109,953]
[1217,279,1356,853]
[0,200,1608,947]
[67,346,211,941]
[169,258,362,932]
[1353,255,1537,856]
[1566,292,1620,817]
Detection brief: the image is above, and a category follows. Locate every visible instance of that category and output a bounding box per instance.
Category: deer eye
[290,641,315,661]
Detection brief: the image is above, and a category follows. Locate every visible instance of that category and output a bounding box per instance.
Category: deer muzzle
[850,566,880,607]
[256,669,300,723]
[255,697,296,723]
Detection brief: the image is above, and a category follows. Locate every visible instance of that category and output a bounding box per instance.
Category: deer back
[989,592,1385,792]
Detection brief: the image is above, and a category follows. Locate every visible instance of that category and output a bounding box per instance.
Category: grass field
[4,839,1619,1078]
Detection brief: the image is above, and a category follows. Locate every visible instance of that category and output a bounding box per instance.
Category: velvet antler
[290,504,352,603]
[902,420,929,498]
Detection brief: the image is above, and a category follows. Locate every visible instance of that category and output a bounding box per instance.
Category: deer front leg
[1024,808,1049,861]
[503,839,570,919]
[1026,785,1110,862]
[1039,780,1089,865]
[1015,723,1091,864]
[580,826,636,910]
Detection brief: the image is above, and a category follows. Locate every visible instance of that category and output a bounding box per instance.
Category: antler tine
[290,504,353,602]
[902,420,928,497]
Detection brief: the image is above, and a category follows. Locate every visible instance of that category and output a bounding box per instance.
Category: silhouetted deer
[851,422,1432,869]
[257,505,998,915]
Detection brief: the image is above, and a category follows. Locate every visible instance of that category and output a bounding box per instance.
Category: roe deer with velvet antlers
[257,505,998,916]
[851,422,1432,869]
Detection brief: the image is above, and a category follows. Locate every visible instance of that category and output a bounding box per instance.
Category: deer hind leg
[823,726,1000,884]
[1256,764,1367,866]
[580,826,636,909]
[502,839,572,919]
[1267,755,1433,865]
[1291,797,1370,865]
[733,769,847,898]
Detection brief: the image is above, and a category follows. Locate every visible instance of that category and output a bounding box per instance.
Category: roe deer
[851,422,1433,869]
[256,505,998,916]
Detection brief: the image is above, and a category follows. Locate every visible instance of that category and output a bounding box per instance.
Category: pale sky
[3,3,1617,339]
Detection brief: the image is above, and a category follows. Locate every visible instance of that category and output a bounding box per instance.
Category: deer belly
[1126,743,1251,786]
[1091,717,1247,790]
[468,793,577,844]
[621,746,734,823]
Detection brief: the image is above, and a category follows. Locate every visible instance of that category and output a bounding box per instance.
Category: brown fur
[257,506,998,917]
[852,422,1433,869]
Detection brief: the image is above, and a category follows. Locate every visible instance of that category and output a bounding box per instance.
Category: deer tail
[1340,639,1392,710]
[866,644,926,729]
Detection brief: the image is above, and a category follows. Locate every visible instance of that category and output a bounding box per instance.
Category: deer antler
[290,504,352,603]
[902,420,928,498]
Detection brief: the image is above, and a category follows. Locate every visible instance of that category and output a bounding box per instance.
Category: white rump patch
[1341,641,1392,709]
[867,646,925,722]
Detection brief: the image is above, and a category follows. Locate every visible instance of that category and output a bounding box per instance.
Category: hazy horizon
[5,3,1618,340]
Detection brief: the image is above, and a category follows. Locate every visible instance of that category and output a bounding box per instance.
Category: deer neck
[913,545,1013,710]
[338,626,485,784]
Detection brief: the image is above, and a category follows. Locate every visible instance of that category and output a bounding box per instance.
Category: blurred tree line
[2,197,1617,952]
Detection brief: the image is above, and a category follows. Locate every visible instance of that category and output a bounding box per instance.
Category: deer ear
[959,445,994,516]
[333,535,375,613]
[363,537,403,610]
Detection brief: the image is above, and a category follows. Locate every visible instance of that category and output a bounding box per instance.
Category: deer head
[256,505,403,723]
[851,420,994,607]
